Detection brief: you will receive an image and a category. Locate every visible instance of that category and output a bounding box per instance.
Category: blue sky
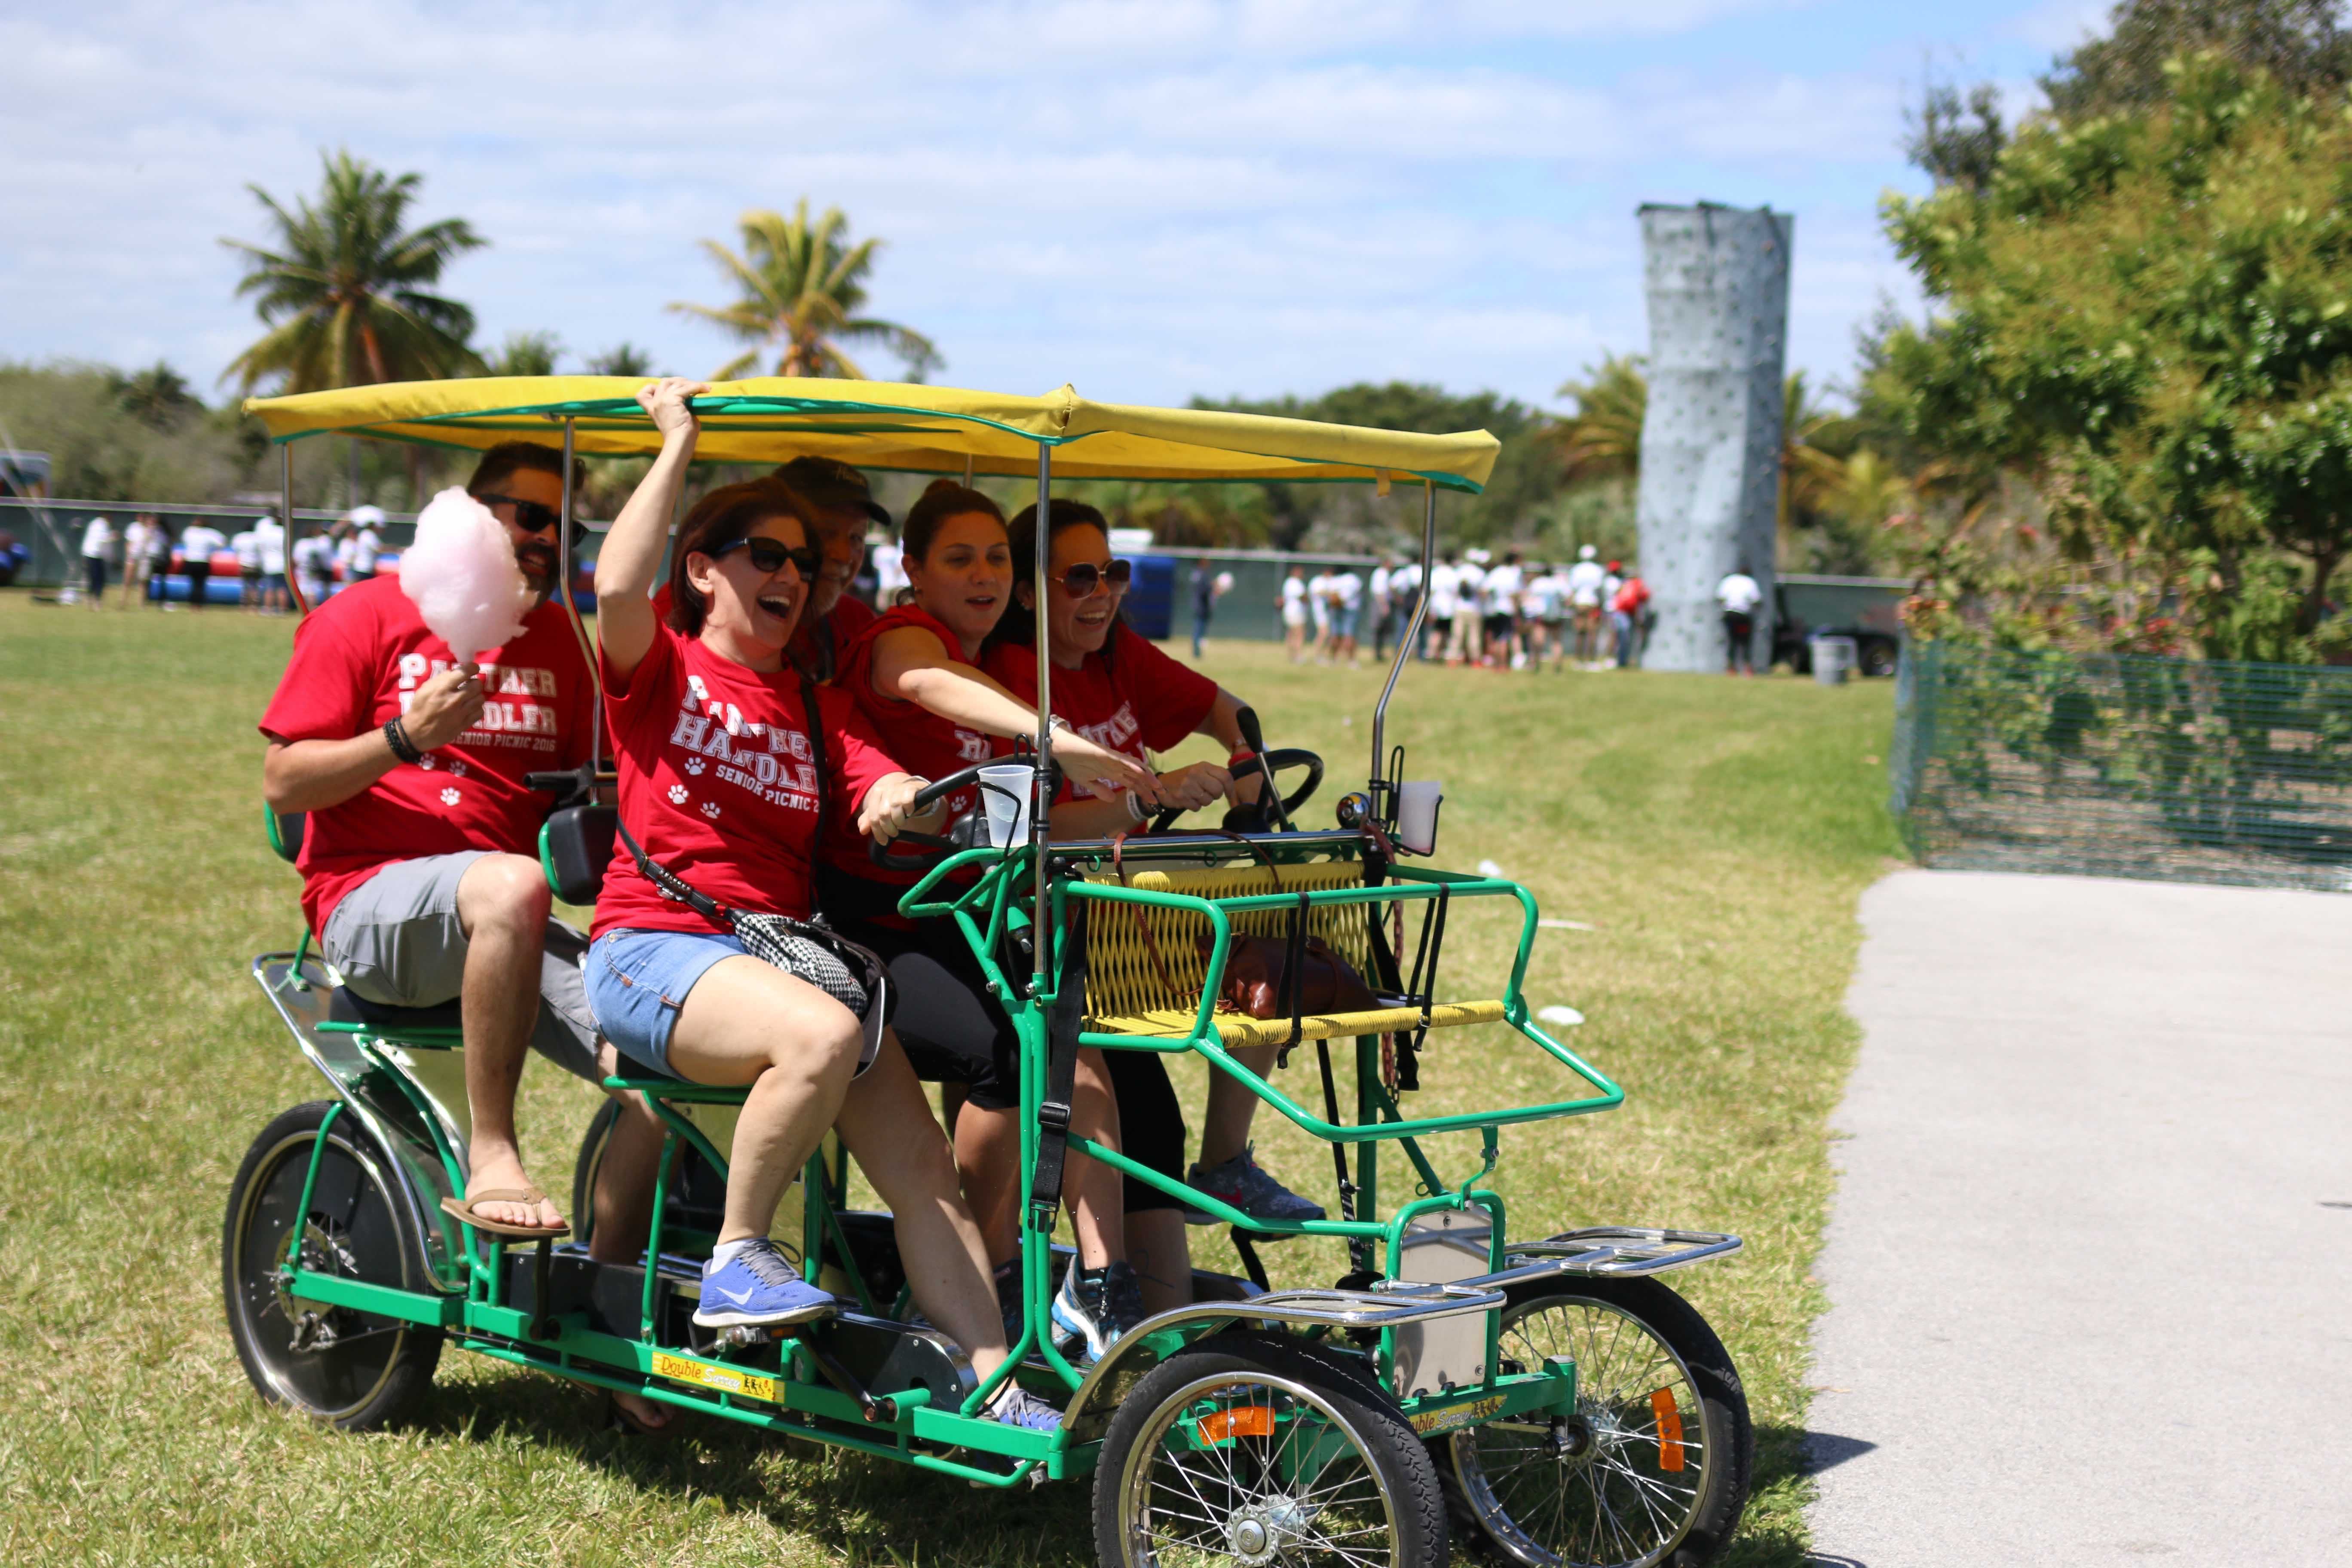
[1,0,2106,413]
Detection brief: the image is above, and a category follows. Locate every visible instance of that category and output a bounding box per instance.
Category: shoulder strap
[613,815,732,926]
[801,672,830,854]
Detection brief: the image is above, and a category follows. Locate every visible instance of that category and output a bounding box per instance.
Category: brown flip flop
[439,1187,571,1240]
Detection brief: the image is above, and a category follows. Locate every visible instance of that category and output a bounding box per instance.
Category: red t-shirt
[984,624,1217,805]
[258,576,591,937]
[788,594,879,681]
[594,622,903,937]
[825,605,1007,884]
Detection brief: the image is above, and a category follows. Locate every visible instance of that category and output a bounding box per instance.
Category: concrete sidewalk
[1807,870,2352,1567]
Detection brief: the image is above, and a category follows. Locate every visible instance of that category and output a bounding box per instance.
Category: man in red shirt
[259,442,665,1249]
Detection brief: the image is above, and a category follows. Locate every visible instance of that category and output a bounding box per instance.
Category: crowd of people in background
[56,503,394,612]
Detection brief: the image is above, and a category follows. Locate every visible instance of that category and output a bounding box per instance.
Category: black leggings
[824,871,1022,1111]
[1105,1049,1188,1214]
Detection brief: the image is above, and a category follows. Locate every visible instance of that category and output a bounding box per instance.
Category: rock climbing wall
[1634,203,1792,673]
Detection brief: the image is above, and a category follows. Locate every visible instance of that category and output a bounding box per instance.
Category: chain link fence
[1891,641,2352,891]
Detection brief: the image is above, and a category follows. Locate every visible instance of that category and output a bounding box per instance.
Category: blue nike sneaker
[693,1239,836,1329]
[989,1385,1063,1431]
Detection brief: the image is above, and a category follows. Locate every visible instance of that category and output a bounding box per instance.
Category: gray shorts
[319,850,601,1084]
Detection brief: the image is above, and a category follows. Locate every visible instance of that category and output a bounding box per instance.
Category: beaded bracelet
[383,717,425,766]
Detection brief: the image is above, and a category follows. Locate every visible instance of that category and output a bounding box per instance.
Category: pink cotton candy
[399,487,534,664]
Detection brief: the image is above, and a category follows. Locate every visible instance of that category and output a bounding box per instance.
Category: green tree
[485,331,562,377]
[107,362,205,431]
[220,150,487,392]
[671,201,940,381]
[1868,52,2352,658]
[2042,0,2350,118]
[586,343,655,377]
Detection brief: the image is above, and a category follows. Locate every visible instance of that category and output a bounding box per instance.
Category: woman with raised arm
[983,499,1326,1318]
[818,478,1162,1362]
[583,379,1056,1430]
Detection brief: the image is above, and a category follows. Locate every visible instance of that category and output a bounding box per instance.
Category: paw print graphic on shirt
[439,787,461,806]
[418,754,437,771]
[447,760,469,779]
[668,784,689,805]
[683,757,706,776]
[700,801,721,819]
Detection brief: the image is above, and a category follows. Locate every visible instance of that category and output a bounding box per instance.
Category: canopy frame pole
[1032,443,1053,992]
[963,455,975,489]
[282,444,310,619]
[1369,478,1435,811]
[555,417,601,773]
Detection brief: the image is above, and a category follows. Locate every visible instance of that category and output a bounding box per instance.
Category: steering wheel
[866,759,1031,868]
[1148,747,1324,835]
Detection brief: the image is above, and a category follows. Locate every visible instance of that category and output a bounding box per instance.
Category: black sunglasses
[713,536,821,579]
[1051,558,1133,598]
[472,492,565,535]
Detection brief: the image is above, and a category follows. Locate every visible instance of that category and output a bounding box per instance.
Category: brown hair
[465,441,586,497]
[665,481,815,636]
[988,497,1115,653]
[901,478,1006,564]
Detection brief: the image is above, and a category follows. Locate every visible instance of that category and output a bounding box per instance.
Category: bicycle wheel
[1096,1332,1448,1568]
[222,1101,443,1430]
[1439,1277,1750,1568]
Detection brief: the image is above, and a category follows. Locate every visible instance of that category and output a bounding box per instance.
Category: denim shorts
[585,927,749,1077]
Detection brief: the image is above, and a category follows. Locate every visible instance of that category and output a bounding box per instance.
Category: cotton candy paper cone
[399,487,534,664]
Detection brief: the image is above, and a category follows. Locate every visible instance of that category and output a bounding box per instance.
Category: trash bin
[1810,634,1856,686]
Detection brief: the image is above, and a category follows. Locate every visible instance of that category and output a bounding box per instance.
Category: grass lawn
[0,590,1897,1566]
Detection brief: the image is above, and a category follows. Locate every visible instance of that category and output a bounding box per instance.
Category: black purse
[614,671,893,1074]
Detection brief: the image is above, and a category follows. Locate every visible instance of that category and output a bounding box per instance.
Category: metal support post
[282,444,309,617]
[1032,443,1053,993]
[1369,480,1436,805]
[554,417,600,769]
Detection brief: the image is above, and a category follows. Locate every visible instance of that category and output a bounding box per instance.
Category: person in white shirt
[1717,563,1764,676]
[1598,561,1623,664]
[232,527,264,612]
[1424,555,1458,660]
[1329,566,1364,664]
[1305,567,1335,662]
[1448,552,1485,665]
[119,514,159,612]
[178,521,226,610]
[347,504,386,581]
[1385,558,1421,658]
[1280,566,1309,663]
[78,516,116,609]
[291,527,336,609]
[1367,560,1393,659]
[1564,544,1608,663]
[1481,552,1525,668]
[870,536,908,606]
[254,514,288,614]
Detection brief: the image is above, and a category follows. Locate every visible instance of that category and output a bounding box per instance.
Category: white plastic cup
[1397,779,1444,856]
[978,765,1035,848]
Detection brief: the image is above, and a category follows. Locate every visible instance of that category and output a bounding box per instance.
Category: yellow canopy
[242,376,1499,493]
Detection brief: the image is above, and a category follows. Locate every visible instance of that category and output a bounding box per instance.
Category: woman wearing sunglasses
[983,499,1326,1320]
[817,478,1164,1361]
[585,378,1058,1430]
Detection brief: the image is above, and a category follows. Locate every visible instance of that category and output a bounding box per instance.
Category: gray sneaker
[1181,1144,1327,1228]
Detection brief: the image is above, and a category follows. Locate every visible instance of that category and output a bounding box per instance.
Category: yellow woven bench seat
[1088,998,1507,1048]
[1079,859,1504,1047]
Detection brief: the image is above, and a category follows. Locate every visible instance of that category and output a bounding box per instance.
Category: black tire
[1859,640,1898,679]
[1436,1277,1750,1568]
[1096,1331,1449,1568]
[570,1096,622,1251]
[222,1101,444,1430]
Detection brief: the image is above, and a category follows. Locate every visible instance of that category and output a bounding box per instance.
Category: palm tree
[1550,355,1648,482]
[1778,370,1852,553]
[586,343,655,377]
[671,201,940,381]
[221,150,487,392]
[486,331,563,377]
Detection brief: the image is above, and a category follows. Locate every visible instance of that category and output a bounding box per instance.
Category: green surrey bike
[227,375,1754,1568]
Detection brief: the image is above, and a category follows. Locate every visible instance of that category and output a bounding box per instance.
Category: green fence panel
[1891,642,2352,891]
